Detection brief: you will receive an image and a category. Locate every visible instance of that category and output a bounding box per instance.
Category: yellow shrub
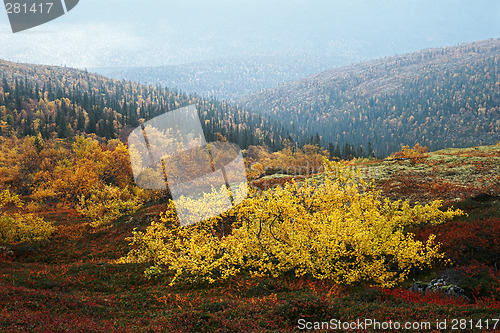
[0,213,55,244]
[0,188,23,209]
[121,158,463,287]
[0,189,55,244]
[77,185,144,228]
[250,162,265,176]
[389,143,429,161]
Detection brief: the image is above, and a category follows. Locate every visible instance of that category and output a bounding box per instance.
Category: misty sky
[0,0,499,69]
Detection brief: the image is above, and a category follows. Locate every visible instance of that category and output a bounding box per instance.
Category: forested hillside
[0,59,288,150]
[240,39,500,156]
[1,45,499,332]
[92,55,342,102]
[2,39,499,161]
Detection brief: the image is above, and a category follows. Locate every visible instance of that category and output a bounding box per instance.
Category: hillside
[0,59,288,150]
[240,39,500,156]
[90,54,353,102]
[1,144,499,331]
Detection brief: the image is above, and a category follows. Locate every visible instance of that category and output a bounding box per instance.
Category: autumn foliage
[388,143,429,163]
[0,139,498,331]
[0,189,55,244]
[77,185,144,228]
[121,158,463,287]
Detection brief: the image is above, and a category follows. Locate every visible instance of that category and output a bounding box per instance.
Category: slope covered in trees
[0,59,288,151]
[92,55,343,102]
[240,39,500,156]
[2,39,499,160]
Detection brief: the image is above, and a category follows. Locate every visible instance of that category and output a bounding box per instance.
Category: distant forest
[0,59,375,159]
[3,40,499,161]
[0,61,283,149]
[241,39,500,156]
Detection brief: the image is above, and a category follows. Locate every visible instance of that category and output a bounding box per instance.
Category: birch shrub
[77,185,144,228]
[121,158,463,287]
[0,189,55,244]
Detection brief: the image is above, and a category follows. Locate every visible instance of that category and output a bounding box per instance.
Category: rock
[0,246,14,257]
[409,275,472,303]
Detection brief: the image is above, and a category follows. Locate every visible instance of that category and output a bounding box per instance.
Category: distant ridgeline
[240,39,500,156]
[0,59,290,151]
[0,59,377,159]
[2,39,499,159]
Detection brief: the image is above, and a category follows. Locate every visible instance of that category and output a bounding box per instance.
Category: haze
[0,0,498,69]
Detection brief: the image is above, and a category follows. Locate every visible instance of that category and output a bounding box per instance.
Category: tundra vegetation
[1,136,499,332]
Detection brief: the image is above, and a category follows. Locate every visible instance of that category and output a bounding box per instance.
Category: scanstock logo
[128,105,248,227]
[4,0,79,33]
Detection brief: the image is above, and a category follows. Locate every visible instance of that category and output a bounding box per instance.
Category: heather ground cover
[1,145,499,332]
